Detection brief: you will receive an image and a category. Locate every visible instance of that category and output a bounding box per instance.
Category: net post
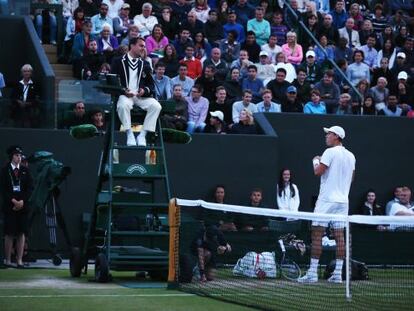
[345,216,351,300]
[168,198,180,289]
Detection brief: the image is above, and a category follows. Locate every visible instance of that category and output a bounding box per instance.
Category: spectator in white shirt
[276,168,300,218]
[133,2,158,38]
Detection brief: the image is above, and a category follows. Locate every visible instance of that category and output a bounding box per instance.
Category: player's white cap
[323,126,345,139]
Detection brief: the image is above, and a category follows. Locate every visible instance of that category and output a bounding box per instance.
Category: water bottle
[113,143,119,164]
[145,149,157,165]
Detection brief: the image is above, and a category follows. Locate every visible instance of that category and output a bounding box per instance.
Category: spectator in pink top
[145,24,169,57]
[281,31,303,66]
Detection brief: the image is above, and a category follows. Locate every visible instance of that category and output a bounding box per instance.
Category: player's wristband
[312,159,320,168]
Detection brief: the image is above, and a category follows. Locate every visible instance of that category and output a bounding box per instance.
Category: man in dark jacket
[1,146,33,268]
[266,68,291,104]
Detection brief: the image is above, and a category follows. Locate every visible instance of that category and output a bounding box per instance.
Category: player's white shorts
[312,200,348,229]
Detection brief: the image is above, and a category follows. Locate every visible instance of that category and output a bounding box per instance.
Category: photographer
[1,146,33,268]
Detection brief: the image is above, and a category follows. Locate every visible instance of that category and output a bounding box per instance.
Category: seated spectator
[223,9,245,44]
[63,101,88,128]
[314,70,340,114]
[79,0,99,17]
[236,188,269,231]
[256,89,281,113]
[284,0,302,31]
[208,86,233,126]
[112,3,133,42]
[395,72,414,109]
[247,7,270,46]
[391,52,411,77]
[120,25,139,46]
[161,84,188,131]
[276,168,300,218]
[350,79,370,112]
[368,77,389,111]
[370,4,388,35]
[158,6,180,42]
[388,187,414,230]
[339,18,361,50]
[273,52,297,83]
[292,68,310,105]
[90,108,105,131]
[266,67,291,105]
[102,0,124,19]
[359,189,384,215]
[372,58,395,87]
[261,34,282,65]
[190,0,211,23]
[0,71,5,97]
[314,35,334,68]
[281,86,303,113]
[193,32,212,62]
[232,90,257,123]
[180,45,202,80]
[303,89,326,114]
[334,37,353,63]
[219,30,241,65]
[359,34,378,69]
[299,13,318,52]
[204,111,228,134]
[270,11,289,46]
[231,50,254,82]
[170,64,195,97]
[81,40,105,80]
[242,65,264,103]
[394,26,410,48]
[217,0,229,24]
[299,50,323,88]
[386,186,403,215]
[195,65,220,103]
[153,62,171,101]
[361,96,376,115]
[317,13,339,46]
[170,0,192,23]
[33,0,57,44]
[72,20,96,78]
[63,7,85,63]
[203,48,228,83]
[348,2,364,30]
[335,93,353,115]
[160,44,180,79]
[98,62,111,76]
[186,85,209,133]
[91,3,113,36]
[330,0,348,30]
[145,24,169,58]
[204,9,224,47]
[206,185,237,231]
[281,31,303,66]
[378,94,406,117]
[11,64,40,128]
[346,50,370,86]
[180,10,204,39]
[223,67,243,103]
[97,23,119,63]
[255,52,276,86]
[229,108,258,134]
[358,19,376,47]
[133,2,158,38]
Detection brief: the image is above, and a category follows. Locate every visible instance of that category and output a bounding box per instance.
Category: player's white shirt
[318,145,356,203]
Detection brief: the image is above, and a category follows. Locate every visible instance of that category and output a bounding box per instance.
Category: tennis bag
[233,251,277,278]
[324,259,369,281]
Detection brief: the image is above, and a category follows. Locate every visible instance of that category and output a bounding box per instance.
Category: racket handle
[278,239,286,252]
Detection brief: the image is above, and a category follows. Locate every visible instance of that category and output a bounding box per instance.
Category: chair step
[111,231,169,237]
[115,145,163,151]
[98,202,168,208]
[111,163,165,179]
[97,191,152,205]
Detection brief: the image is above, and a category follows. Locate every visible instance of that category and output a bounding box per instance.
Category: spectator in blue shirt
[329,0,348,30]
[91,3,113,36]
[223,9,246,43]
[232,0,255,28]
[256,89,281,112]
[242,65,264,103]
[304,89,327,114]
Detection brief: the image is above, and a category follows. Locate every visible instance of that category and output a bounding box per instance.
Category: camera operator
[1,146,33,268]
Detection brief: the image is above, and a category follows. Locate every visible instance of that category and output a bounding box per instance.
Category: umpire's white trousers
[117,95,161,132]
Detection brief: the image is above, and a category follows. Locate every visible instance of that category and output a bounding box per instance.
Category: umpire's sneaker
[328,274,343,284]
[297,272,318,283]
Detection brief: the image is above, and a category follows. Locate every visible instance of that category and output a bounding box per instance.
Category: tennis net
[168,199,414,311]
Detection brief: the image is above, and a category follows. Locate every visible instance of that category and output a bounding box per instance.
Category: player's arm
[312,156,327,176]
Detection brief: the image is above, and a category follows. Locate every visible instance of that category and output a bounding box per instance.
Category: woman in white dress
[276,168,300,219]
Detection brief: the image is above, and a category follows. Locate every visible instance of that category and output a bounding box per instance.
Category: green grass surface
[0,268,253,311]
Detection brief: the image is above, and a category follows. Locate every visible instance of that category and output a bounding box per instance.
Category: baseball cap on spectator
[259,51,269,57]
[287,86,297,93]
[397,52,406,59]
[306,50,315,58]
[397,71,408,80]
[210,111,224,122]
[227,9,236,14]
[121,3,130,9]
[323,126,345,139]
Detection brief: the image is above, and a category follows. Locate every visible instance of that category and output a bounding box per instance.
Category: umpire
[1,146,32,268]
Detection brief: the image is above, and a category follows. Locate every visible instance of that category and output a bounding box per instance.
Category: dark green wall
[261,113,414,213]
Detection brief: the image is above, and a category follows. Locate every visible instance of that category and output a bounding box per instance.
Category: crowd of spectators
[17,0,414,129]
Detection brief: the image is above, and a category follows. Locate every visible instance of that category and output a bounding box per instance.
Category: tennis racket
[278,239,301,281]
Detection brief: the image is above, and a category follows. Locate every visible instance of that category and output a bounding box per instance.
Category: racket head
[280,257,301,281]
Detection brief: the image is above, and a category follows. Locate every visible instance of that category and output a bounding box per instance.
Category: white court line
[0,293,195,298]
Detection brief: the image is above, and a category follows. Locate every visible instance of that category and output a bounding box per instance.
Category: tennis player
[298,126,356,283]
